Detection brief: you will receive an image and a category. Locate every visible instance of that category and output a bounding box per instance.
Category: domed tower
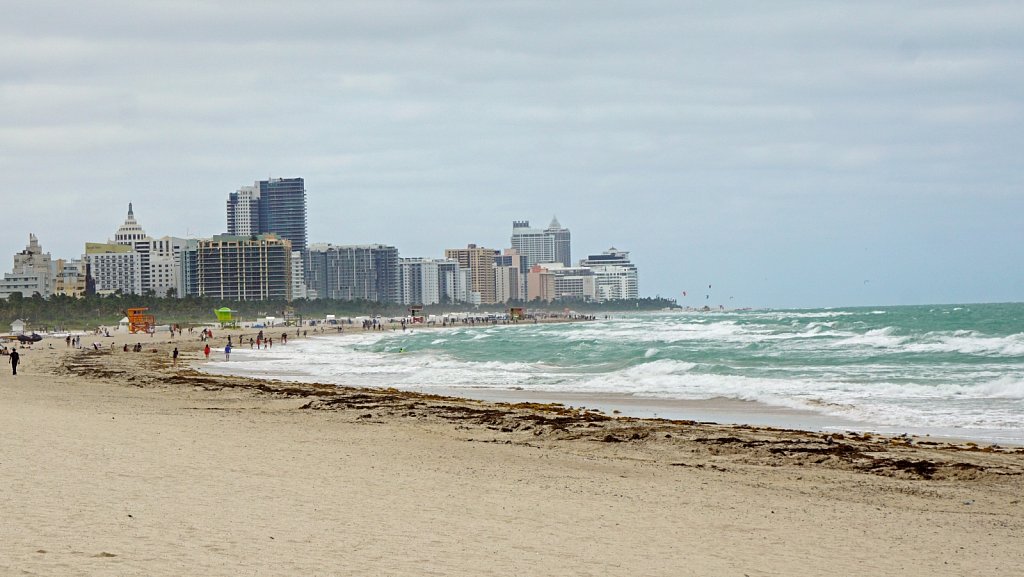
[114,202,148,245]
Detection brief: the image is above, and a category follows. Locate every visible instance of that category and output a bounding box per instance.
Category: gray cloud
[2,0,1022,307]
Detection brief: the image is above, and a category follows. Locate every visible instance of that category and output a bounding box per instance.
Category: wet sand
[2,332,1023,576]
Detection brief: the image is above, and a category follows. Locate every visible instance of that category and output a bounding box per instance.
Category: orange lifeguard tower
[125,307,156,334]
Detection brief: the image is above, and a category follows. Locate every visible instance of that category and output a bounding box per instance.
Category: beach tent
[118,317,130,332]
[10,319,26,333]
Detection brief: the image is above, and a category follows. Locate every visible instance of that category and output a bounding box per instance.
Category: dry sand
[2,332,1023,576]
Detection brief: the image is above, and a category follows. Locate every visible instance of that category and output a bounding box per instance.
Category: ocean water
[204,303,1024,443]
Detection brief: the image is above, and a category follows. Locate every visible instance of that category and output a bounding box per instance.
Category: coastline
[199,327,1024,447]
[3,332,1023,575]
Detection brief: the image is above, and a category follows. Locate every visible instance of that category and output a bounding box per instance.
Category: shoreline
[4,332,1024,574]
[397,387,1024,446]
[197,328,1024,447]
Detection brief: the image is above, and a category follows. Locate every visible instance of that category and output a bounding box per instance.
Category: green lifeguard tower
[214,307,238,328]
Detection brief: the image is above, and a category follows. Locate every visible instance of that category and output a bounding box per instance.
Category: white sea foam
[903,333,1024,357]
[830,327,907,350]
[201,309,1024,438]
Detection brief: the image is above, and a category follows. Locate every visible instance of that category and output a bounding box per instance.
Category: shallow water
[204,303,1024,443]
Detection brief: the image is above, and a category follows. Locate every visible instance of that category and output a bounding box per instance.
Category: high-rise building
[494,249,527,303]
[399,258,441,306]
[226,185,260,236]
[197,234,293,301]
[545,216,571,267]
[444,244,497,304]
[305,244,400,303]
[181,239,200,297]
[290,251,307,300]
[510,217,571,268]
[0,234,56,299]
[226,178,308,254]
[148,236,191,297]
[399,257,464,305]
[259,177,307,254]
[510,221,553,267]
[436,259,462,304]
[579,248,639,301]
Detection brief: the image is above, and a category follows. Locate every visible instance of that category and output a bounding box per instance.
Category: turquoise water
[208,303,1024,441]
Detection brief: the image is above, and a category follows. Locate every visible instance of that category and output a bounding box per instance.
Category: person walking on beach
[172,347,179,364]
[10,349,20,376]
[224,344,232,360]
[204,343,211,359]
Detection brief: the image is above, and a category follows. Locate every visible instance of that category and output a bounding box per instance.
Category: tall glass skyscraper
[227,177,307,253]
[258,178,307,253]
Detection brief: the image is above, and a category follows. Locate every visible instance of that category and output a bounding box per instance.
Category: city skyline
[0,188,637,306]
[3,2,1022,308]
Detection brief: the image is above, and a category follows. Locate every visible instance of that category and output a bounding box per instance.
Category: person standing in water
[204,343,211,359]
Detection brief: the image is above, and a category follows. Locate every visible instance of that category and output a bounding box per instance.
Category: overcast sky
[2,1,1022,308]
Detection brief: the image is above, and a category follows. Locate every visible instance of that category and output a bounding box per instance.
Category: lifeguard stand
[509,307,525,321]
[126,308,156,334]
[214,307,237,328]
[408,305,425,324]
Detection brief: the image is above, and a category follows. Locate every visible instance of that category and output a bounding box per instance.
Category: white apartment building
[399,258,441,305]
[85,243,142,295]
[579,248,639,301]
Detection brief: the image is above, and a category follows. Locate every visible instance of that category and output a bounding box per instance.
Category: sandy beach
[2,331,1023,576]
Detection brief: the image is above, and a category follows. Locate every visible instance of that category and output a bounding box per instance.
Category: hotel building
[579,248,639,301]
